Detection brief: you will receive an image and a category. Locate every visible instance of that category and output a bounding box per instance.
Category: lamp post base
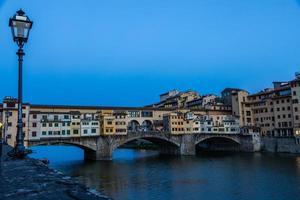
[7,146,30,159]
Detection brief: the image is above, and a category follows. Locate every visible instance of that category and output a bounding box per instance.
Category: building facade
[0,97,236,147]
[231,73,300,137]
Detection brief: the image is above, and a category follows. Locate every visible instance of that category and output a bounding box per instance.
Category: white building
[32,112,72,139]
[193,115,240,134]
[80,113,100,136]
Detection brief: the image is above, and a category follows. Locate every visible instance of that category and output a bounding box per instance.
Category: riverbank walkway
[0,142,110,200]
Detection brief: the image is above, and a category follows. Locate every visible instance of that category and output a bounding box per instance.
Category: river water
[29,146,300,200]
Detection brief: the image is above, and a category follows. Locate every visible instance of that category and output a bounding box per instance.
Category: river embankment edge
[0,144,112,200]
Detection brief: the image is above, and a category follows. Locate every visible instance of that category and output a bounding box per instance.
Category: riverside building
[231,73,300,137]
[3,73,300,147]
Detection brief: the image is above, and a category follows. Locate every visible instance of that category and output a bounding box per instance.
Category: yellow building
[114,111,128,135]
[99,110,116,135]
[163,110,195,134]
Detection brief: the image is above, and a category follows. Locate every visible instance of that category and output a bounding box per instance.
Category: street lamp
[4,112,10,144]
[9,9,33,158]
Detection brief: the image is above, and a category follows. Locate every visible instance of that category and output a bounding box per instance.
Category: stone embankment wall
[240,134,262,152]
[261,137,300,153]
[0,144,110,200]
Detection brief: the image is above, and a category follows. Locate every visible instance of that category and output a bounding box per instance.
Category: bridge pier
[179,134,196,156]
[83,136,114,160]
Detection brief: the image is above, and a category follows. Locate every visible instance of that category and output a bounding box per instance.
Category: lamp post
[9,9,33,158]
[4,112,9,144]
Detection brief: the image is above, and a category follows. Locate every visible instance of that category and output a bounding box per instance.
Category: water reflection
[30,146,300,200]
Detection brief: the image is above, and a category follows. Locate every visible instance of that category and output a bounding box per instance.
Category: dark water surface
[29,146,300,200]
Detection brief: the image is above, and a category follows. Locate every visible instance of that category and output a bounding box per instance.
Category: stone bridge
[27,132,261,160]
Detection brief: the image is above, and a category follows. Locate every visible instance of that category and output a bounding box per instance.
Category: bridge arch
[28,139,97,152]
[195,135,241,152]
[114,135,180,149]
[108,134,181,157]
[195,135,241,145]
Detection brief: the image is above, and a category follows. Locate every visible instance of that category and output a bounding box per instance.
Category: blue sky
[0,0,300,106]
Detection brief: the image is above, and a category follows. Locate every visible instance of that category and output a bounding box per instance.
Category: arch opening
[115,136,180,156]
[28,143,86,162]
[128,120,140,132]
[118,139,158,150]
[29,141,95,152]
[140,120,153,132]
[196,137,240,153]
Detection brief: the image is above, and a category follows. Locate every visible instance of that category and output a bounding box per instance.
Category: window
[42,115,47,120]
[23,123,26,127]
[49,123,53,127]
[295,107,298,112]
[54,123,59,127]
[54,115,58,120]
[73,129,79,134]
[32,123,37,127]
[32,114,37,119]
[62,122,65,126]
[48,131,53,135]
[128,111,140,118]
[62,130,66,135]
[67,130,70,135]
[8,122,12,127]
[296,116,299,120]
[64,115,69,119]
[83,129,88,134]
[42,131,46,135]
[91,129,96,133]
[32,131,37,137]
[55,131,60,135]
[42,123,46,127]
[293,91,297,96]
[22,113,26,118]
[141,111,153,117]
